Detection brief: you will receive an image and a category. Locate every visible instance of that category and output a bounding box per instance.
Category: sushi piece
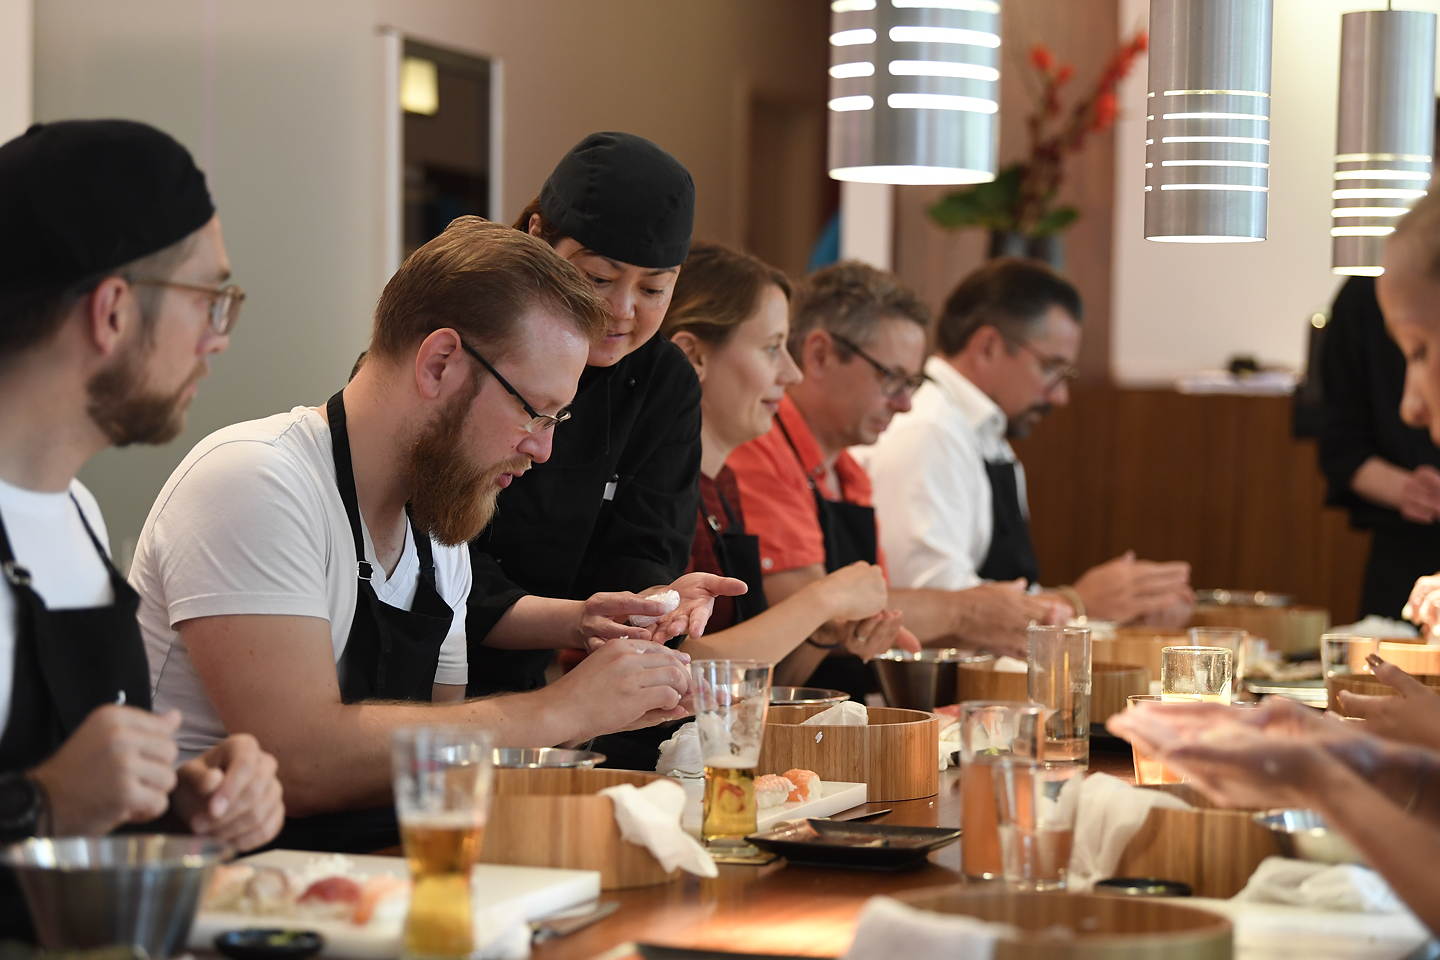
[782,768,822,803]
[755,774,795,809]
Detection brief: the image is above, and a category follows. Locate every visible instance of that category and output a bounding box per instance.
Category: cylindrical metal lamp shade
[828,0,1001,185]
[1332,10,1436,277]
[1145,0,1274,242]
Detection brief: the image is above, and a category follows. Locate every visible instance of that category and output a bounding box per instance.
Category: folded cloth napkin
[1067,773,1192,892]
[474,903,532,960]
[1234,856,1405,914]
[599,779,718,878]
[801,701,868,726]
[843,896,1016,960]
[992,655,1028,673]
[656,720,702,777]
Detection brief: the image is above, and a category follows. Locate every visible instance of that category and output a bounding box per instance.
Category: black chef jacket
[466,336,702,694]
[1317,275,1440,619]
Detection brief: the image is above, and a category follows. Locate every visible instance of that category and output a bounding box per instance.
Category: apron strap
[0,503,28,589]
[327,390,374,581]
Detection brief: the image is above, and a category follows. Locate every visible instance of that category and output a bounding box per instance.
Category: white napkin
[992,655,1028,673]
[474,903,532,959]
[1066,773,1192,892]
[801,701,868,726]
[627,589,680,627]
[937,718,960,771]
[843,896,1016,960]
[599,779,718,878]
[656,720,703,777]
[1234,857,1405,914]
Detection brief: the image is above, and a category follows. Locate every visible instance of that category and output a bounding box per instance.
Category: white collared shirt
[853,356,1028,590]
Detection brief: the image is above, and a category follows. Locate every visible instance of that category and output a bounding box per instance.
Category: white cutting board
[189,850,599,959]
[679,779,868,835]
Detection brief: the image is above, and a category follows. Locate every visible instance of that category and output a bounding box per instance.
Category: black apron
[777,419,879,701]
[273,391,456,853]
[0,496,151,941]
[977,460,1041,585]
[594,485,772,772]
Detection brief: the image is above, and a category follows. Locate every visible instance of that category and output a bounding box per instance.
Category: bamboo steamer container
[1327,671,1440,714]
[954,661,1148,725]
[479,768,677,890]
[896,888,1232,959]
[1092,628,1187,683]
[759,704,937,801]
[1189,604,1329,656]
[1113,784,1282,898]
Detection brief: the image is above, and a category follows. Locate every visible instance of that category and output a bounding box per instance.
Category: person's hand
[843,610,920,662]
[28,705,181,836]
[574,592,675,648]
[814,561,889,623]
[555,636,693,736]
[171,733,284,852]
[1399,465,1440,525]
[1132,584,1196,630]
[1073,552,1192,625]
[1403,573,1440,637]
[1339,655,1440,752]
[955,580,1068,658]
[647,572,749,642]
[1159,725,1335,810]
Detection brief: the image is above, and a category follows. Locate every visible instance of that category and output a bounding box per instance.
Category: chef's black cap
[0,119,214,295]
[538,132,694,269]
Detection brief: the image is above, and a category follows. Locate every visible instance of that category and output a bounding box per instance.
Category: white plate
[190,850,599,959]
[679,779,868,835]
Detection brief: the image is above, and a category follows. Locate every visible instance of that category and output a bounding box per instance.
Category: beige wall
[32,0,829,560]
[0,0,30,139]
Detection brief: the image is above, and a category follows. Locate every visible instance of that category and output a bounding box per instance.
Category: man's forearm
[482,596,585,650]
[889,588,961,646]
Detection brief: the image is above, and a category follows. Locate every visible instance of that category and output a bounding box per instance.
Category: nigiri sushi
[755,774,795,809]
[782,768,822,803]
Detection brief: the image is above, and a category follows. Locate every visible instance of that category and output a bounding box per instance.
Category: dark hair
[660,243,791,346]
[788,260,930,361]
[935,257,1082,355]
[369,215,609,360]
[511,196,566,247]
[0,230,198,361]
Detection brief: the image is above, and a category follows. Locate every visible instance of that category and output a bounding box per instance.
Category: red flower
[1092,91,1118,131]
[1056,64,1075,85]
[1030,44,1054,73]
[1134,31,1149,53]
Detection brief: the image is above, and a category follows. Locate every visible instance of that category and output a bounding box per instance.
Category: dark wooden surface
[1011,386,1371,623]
[531,739,1137,960]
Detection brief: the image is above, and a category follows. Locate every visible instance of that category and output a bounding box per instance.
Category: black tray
[745,819,961,870]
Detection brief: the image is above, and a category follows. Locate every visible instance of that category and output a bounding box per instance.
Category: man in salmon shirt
[727,262,1067,698]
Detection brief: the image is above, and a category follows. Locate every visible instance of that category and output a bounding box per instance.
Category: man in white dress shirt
[861,258,1192,625]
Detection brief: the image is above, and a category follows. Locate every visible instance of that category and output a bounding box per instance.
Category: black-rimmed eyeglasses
[457,340,573,434]
[830,332,929,398]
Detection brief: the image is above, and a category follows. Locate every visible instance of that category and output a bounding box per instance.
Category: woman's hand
[1339,655,1440,753]
[647,572,749,642]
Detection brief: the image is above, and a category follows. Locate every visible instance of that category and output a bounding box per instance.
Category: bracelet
[1056,586,1086,619]
[805,635,842,650]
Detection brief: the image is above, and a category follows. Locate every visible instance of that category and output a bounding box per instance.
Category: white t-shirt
[0,479,113,741]
[855,357,1029,591]
[131,407,470,761]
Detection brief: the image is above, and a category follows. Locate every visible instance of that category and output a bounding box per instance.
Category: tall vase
[987,231,1066,273]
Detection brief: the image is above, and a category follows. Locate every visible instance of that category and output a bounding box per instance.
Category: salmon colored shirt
[726,394,886,576]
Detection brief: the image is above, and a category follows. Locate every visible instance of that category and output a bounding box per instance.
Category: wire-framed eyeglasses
[457,339,573,434]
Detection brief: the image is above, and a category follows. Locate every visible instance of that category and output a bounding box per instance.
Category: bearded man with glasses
[859,257,1193,628]
[726,262,1070,698]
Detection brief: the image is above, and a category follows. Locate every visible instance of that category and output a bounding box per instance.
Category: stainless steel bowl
[493,747,606,769]
[0,834,227,956]
[873,649,994,711]
[1197,589,1292,608]
[770,686,850,706]
[1253,808,1366,864]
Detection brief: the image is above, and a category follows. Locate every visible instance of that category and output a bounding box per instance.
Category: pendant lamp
[827,0,1002,185]
[1331,8,1436,278]
[1145,0,1274,242]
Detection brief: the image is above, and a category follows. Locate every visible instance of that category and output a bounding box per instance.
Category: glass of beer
[992,756,1082,890]
[1160,645,1233,702]
[392,725,495,959]
[1026,625,1092,764]
[958,701,1047,880]
[1125,694,1200,785]
[689,659,773,859]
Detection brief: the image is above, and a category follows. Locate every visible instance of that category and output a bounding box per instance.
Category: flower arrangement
[928,31,1149,239]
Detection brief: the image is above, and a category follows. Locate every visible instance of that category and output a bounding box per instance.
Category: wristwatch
[0,772,47,843]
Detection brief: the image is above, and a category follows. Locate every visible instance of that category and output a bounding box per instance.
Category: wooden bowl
[1113,784,1282,898]
[1327,671,1440,714]
[1093,628,1187,683]
[953,661,1148,725]
[1190,604,1329,656]
[894,887,1232,958]
[759,704,937,801]
[478,768,677,890]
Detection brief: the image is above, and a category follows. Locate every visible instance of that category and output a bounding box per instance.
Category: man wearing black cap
[467,132,705,707]
[0,119,284,937]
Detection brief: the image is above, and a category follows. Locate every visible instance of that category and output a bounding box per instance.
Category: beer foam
[401,811,488,829]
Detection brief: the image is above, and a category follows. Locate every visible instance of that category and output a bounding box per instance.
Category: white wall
[0,0,31,139]
[1111,0,1440,385]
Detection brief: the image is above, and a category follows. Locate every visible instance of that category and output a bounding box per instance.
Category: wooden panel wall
[1010,386,1370,621]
